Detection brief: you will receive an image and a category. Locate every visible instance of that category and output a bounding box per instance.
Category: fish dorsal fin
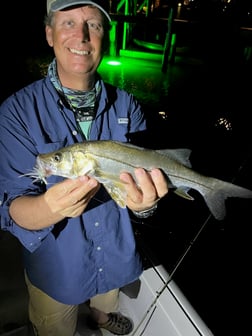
[156,148,192,168]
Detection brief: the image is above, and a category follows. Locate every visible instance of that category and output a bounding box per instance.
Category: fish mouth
[35,159,55,178]
[42,167,54,177]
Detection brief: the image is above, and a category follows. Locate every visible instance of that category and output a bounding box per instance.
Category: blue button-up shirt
[0,75,146,304]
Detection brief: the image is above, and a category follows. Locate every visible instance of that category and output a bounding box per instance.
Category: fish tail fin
[204,191,227,220]
[203,180,252,220]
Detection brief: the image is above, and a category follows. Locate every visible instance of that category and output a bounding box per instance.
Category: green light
[106,60,122,66]
[119,49,162,62]
[109,21,118,57]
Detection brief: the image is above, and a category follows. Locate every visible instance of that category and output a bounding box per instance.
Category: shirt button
[97,246,101,251]
[99,268,103,272]
[72,130,78,136]
[94,222,99,227]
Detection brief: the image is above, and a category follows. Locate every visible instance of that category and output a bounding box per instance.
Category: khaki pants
[25,272,119,336]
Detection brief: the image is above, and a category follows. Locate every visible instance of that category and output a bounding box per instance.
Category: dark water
[98,52,251,336]
[99,52,252,336]
[2,50,251,336]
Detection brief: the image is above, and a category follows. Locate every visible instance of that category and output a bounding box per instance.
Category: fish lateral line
[24,140,252,220]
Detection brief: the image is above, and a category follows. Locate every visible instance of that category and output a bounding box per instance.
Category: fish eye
[53,153,62,162]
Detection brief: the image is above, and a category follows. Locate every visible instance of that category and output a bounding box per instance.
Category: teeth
[70,48,90,55]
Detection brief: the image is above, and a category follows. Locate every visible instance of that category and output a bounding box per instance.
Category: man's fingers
[149,168,169,198]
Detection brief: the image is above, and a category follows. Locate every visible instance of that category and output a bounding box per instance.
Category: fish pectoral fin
[103,181,127,208]
[174,187,195,201]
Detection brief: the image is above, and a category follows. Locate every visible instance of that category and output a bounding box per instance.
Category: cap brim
[50,0,111,21]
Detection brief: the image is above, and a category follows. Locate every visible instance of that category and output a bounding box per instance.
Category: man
[0,0,168,335]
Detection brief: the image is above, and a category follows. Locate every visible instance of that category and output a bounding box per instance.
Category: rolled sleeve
[0,191,53,253]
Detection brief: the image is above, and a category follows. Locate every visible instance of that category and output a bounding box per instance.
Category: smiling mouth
[69,48,91,55]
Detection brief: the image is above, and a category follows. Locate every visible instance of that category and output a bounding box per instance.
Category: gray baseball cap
[47,0,111,21]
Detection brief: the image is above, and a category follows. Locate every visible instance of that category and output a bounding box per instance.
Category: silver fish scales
[30,140,252,220]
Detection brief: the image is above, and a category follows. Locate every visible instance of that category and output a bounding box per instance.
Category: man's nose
[81,23,90,42]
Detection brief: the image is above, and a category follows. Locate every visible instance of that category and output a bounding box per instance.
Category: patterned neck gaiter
[48,58,101,122]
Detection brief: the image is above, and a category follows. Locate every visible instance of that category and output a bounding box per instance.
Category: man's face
[46,6,105,81]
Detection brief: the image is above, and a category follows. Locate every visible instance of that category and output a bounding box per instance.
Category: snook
[33,140,252,220]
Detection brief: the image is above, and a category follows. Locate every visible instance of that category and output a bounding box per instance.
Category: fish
[29,140,252,220]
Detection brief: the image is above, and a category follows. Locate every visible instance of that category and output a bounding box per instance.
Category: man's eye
[87,22,101,31]
[65,20,74,27]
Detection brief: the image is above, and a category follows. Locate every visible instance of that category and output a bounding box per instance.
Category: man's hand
[44,176,100,218]
[120,168,168,212]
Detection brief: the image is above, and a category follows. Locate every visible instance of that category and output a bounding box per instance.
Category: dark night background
[1,1,252,335]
